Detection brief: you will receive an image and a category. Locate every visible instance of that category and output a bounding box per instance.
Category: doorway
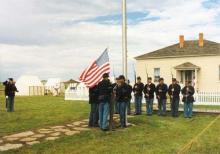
[180,70,195,83]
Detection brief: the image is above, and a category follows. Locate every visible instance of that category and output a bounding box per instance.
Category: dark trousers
[89,103,99,127]
[184,102,193,118]
[158,99,166,116]
[135,96,142,114]
[119,102,127,127]
[146,98,154,115]
[6,98,8,109]
[7,96,14,112]
[127,99,131,114]
[99,102,109,130]
[114,101,119,113]
[170,98,179,117]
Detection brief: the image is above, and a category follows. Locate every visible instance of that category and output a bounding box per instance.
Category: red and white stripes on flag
[79,48,110,88]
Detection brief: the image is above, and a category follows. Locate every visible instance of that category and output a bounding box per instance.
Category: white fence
[152,91,220,105]
[65,91,89,101]
[65,91,220,105]
[194,91,220,105]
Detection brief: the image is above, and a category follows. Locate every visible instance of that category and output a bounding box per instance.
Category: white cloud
[0,0,220,81]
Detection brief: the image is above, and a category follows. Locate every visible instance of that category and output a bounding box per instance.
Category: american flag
[79,48,110,88]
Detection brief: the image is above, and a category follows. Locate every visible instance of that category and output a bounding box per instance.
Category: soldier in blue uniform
[168,78,181,117]
[156,78,168,116]
[115,75,130,128]
[143,77,156,116]
[97,73,113,131]
[133,77,144,115]
[181,81,195,118]
[88,85,99,127]
[5,78,18,112]
[3,80,9,110]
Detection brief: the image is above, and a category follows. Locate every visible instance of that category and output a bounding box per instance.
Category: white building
[45,78,62,96]
[65,82,89,101]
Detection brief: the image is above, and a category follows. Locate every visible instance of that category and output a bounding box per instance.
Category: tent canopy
[16,75,44,96]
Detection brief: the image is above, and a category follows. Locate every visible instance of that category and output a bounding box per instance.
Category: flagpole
[122,0,128,79]
[122,0,128,127]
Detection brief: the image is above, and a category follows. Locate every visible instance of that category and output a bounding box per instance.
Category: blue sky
[79,11,160,25]
[0,0,220,82]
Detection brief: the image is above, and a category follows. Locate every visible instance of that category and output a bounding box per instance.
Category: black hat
[118,75,125,80]
[137,76,141,80]
[172,78,177,82]
[159,78,164,81]
[147,77,152,80]
[8,78,13,81]
[102,73,109,78]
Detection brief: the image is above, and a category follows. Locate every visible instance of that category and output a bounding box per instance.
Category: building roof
[63,79,80,84]
[16,75,43,87]
[174,62,200,70]
[135,40,220,60]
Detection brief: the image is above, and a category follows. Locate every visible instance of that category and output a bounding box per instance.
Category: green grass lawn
[0,96,89,137]
[0,96,219,154]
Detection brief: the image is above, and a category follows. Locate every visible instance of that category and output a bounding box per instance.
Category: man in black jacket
[115,75,130,128]
[5,78,18,112]
[168,78,181,117]
[144,77,156,116]
[3,80,9,109]
[88,85,99,127]
[97,73,113,131]
[156,78,168,116]
[181,81,195,118]
[133,77,144,115]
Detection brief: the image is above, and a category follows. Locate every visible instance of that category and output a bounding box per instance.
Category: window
[154,68,160,82]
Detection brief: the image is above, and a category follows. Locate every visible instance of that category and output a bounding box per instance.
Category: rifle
[145,64,150,99]
[109,93,114,131]
[109,84,117,131]
[170,67,174,103]
[133,63,137,84]
[145,64,148,79]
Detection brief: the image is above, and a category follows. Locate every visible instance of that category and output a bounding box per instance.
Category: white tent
[16,75,44,96]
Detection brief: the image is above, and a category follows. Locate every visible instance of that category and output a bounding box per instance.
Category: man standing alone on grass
[181,81,195,118]
[5,78,18,112]
[168,78,181,117]
[88,84,99,127]
[97,73,113,131]
[115,75,130,128]
[3,80,9,110]
[144,77,156,116]
[156,78,168,116]
[133,77,144,115]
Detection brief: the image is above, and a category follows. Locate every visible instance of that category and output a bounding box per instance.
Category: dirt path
[0,115,135,152]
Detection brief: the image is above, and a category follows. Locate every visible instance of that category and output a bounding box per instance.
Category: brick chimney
[179,35,184,48]
[199,33,204,47]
